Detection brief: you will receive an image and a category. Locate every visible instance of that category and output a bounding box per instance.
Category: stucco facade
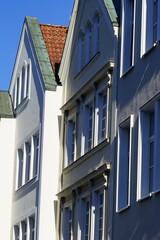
[58,0,118,239]
[114,0,160,239]
[0,17,66,240]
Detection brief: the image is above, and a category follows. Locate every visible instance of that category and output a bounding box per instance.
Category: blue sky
[0,0,74,90]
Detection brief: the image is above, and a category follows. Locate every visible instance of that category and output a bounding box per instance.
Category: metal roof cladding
[104,0,118,26]
[0,91,14,118]
[26,17,68,91]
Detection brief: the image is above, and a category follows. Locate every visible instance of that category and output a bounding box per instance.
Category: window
[85,22,92,64]
[26,62,31,97]
[141,0,160,55]
[16,77,20,108]
[82,198,90,240]
[33,134,39,176]
[66,120,76,165]
[62,207,72,240]
[116,116,133,211]
[84,104,94,153]
[13,60,31,110]
[16,132,39,189]
[78,31,84,72]
[21,66,25,101]
[14,225,20,240]
[94,192,104,240]
[137,101,160,200]
[13,215,36,240]
[25,141,31,183]
[93,12,100,56]
[22,221,27,240]
[77,11,100,73]
[29,216,35,240]
[97,92,108,143]
[121,0,135,75]
[17,148,24,188]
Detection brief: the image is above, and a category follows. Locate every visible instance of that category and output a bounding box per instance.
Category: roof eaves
[0,91,14,118]
[104,0,118,27]
[26,17,57,91]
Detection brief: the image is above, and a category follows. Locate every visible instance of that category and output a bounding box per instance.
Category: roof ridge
[40,23,68,28]
[26,16,57,91]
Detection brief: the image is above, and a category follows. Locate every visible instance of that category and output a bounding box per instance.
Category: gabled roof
[26,17,68,90]
[0,91,14,118]
[40,24,68,78]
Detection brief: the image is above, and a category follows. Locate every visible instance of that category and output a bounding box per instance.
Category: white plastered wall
[38,86,62,240]
[0,118,16,239]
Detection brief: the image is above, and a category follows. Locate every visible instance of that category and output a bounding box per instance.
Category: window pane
[18,149,23,188]
[25,142,31,182]
[22,221,27,240]
[33,134,39,176]
[14,225,20,240]
[29,216,35,240]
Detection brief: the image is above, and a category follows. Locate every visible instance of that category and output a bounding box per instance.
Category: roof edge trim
[25,16,57,91]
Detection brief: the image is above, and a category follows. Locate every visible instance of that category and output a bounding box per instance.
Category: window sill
[14,95,29,115]
[116,205,130,213]
[120,65,134,78]
[141,42,158,58]
[63,137,110,174]
[137,189,160,202]
[75,52,100,80]
[15,175,38,193]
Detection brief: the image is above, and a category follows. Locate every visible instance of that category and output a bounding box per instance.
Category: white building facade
[57,0,118,239]
[0,17,67,240]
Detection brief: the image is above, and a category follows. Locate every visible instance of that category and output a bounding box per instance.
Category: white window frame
[14,225,20,240]
[80,197,90,240]
[93,11,100,57]
[120,0,135,76]
[13,59,31,111]
[141,0,160,56]
[16,147,24,189]
[25,140,31,183]
[96,88,109,144]
[29,216,35,240]
[93,190,104,240]
[116,115,134,212]
[85,21,92,64]
[33,133,39,177]
[137,100,160,200]
[78,30,85,73]
[62,205,72,240]
[82,100,94,154]
[13,215,36,240]
[16,131,39,190]
[64,109,76,167]
[21,220,27,240]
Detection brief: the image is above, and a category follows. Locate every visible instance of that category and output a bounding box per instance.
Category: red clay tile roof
[40,24,68,78]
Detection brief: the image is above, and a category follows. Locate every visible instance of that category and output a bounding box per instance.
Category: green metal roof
[0,91,14,118]
[104,0,118,26]
[26,17,57,91]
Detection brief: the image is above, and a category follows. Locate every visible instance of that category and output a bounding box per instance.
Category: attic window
[77,10,100,74]
[13,60,31,110]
